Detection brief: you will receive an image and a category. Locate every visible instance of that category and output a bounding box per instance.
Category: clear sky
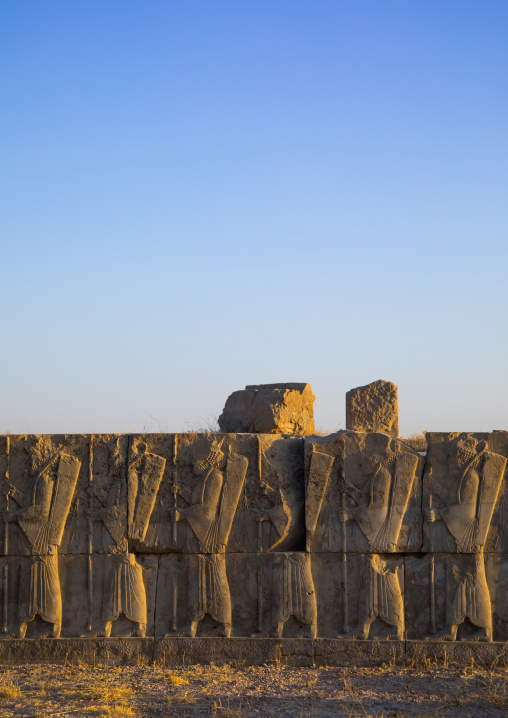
[1,1,507,436]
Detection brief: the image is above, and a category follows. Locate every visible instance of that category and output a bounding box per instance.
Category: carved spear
[87,436,94,632]
[340,487,349,634]
[339,439,349,634]
[428,493,436,635]
[172,434,178,632]
[3,436,9,633]
[257,435,263,634]
[257,517,263,634]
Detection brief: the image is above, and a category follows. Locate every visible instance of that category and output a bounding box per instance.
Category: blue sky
[1,1,507,435]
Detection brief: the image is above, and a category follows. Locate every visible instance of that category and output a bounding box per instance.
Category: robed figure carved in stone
[339,447,419,640]
[170,437,247,637]
[256,441,317,639]
[425,439,506,642]
[6,449,80,638]
[94,438,165,637]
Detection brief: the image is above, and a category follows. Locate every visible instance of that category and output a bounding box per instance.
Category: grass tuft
[0,681,22,699]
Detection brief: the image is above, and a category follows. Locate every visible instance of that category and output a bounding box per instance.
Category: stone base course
[0,638,506,668]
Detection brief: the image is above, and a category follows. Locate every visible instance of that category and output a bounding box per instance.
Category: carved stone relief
[419,432,507,642]
[305,432,424,639]
[0,435,84,637]
[1,430,508,648]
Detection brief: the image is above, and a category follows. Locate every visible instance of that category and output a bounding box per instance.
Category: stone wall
[0,430,507,665]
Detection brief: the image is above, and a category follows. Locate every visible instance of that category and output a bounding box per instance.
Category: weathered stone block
[423,432,508,554]
[346,380,398,436]
[149,433,305,555]
[153,636,405,667]
[305,432,424,553]
[218,383,315,435]
[1,434,89,556]
[0,637,154,666]
[405,552,508,642]
[155,550,317,639]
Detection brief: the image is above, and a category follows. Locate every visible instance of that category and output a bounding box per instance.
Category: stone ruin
[0,380,507,667]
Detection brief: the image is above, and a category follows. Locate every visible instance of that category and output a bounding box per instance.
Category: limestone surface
[1,429,508,661]
[346,379,399,436]
[218,383,315,435]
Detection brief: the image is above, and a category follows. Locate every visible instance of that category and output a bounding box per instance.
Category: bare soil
[1,660,507,718]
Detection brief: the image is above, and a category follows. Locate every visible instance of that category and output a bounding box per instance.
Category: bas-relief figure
[4,439,81,638]
[255,436,316,639]
[90,436,165,638]
[306,432,424,640]
[423,434,507,642]
[170,437,247,637]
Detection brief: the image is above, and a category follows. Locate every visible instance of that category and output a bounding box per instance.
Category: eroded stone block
[155,550,317,639]
[167,434,304,555]
[218,383,316,435]
[305,432,424,553]
[423,432,508,554]
[312,552,405,639]
[405,552,508,642]
[2,434,87,557]
[128,434,174,553]
[346,380,398,436]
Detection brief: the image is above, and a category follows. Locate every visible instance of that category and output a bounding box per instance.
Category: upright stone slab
[218,383,315,435]
[346,380,398,437]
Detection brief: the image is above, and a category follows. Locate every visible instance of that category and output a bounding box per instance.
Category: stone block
[404,552,508,642]
[164,433,305,555]
[305,432,424,553]
[218,383,315,435]
[312,552,405,640]
[423,432,508,554]
[0,637,154,666]
[155,551,317,639]
[153,637,405,667]
[346,380,398,436]
[1,434,90,556]
[0,553,158,639]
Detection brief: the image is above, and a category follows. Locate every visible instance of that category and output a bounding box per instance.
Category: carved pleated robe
[100,506,146,625]
[18,475,62,625]
[439,455,505,630]
[353,462,409,631]
[102,552,146,624]
[185,468,232,626]
[272,552,316,626]
[359,556,404,630]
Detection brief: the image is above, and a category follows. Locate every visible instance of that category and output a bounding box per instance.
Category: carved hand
[338,509,352,523]
[170,508,184,522]
[424,508,440,523]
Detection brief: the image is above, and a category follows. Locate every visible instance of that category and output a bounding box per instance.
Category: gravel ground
[0,662,507,718]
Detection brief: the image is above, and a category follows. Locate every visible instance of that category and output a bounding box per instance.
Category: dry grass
[0,661,506,717]
[166,690,201,705]
[165,671,190,686]
[401,431,428,452]
[90,707,135,718]
[55,677,133,703]
[0,681,21,700]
